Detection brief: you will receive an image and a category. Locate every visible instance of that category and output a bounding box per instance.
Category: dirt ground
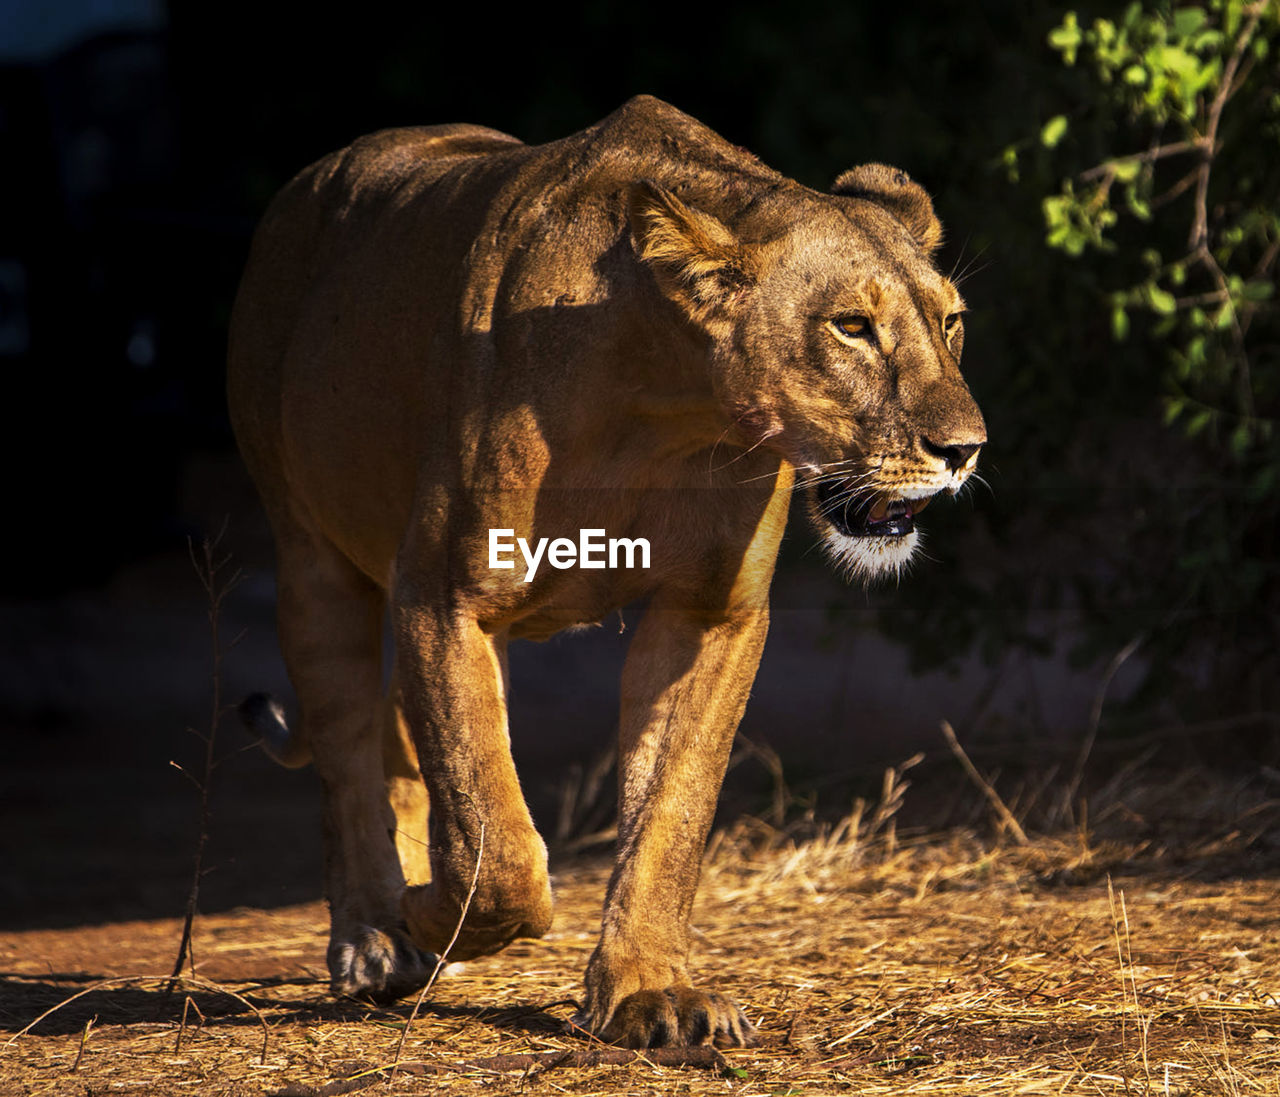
[4,794,1280,1097]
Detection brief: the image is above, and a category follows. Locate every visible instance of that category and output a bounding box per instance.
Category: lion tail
[238,692,312,768]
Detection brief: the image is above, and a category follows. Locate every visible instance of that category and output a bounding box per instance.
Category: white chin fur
[820,526,920,585]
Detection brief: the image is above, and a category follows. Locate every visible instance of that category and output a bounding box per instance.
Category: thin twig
[390,820,487,1076]
[6,975,270,1064]
[175,994,207,1053]
[1190,2,1267,250]
[70,1016,94,1072]
[1150,165,1203,210]
[168,528,242,991]
[273,1047,728,1096]
[1106,878,1130,1056]
[940,720,1029,845]
[1173,288,1231,309]
[1061,636,1143,823]
[1107,880,1152,1080]
[1188,5,1266,418]
[1077,139,1205,183]
[1254,234,1280,281]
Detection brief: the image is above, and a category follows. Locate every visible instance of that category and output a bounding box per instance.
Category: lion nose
[923,438,982,471]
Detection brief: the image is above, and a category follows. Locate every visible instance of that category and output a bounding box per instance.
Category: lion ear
[832,163,942,254]
[628,180,755,320]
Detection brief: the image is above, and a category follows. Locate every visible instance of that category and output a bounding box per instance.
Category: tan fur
[227,96,985,1046]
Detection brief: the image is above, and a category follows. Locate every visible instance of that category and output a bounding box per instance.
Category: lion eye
[943,312,964,339]
[828,314,872,345]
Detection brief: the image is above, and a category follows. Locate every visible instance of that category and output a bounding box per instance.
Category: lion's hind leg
[270,513,435,1002]
[383,672,432,888]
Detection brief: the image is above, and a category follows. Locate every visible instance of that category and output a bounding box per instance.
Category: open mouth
[814,480,932,538]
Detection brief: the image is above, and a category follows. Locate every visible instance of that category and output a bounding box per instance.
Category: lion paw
[402,879,551,961]
[328,924,439,1003]
[578,985,757,1049]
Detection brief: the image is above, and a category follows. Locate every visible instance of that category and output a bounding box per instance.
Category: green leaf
[1111,303,1130,340]
[1043,194,1088,254]
[1001,145,1020,183]
[1193,29,1224,53]
[1048,12,1082,64]
[1172,7,1207,37]
[1111,157,1141,182]
[1040,114,1069,148]
[1225,1,1242,39]
[1042,194,1068,230]
[1185,408,1213,437]
[1147,284,1178,315]
[1156,45,1201,81]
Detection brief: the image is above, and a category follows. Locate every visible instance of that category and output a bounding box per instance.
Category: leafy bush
[852,2,1279,746]
[994,0,1280,729]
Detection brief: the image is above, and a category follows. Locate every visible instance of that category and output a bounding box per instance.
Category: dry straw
[6,729,1279,1095]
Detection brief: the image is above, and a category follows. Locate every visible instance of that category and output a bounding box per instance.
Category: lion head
[629,162,986,582]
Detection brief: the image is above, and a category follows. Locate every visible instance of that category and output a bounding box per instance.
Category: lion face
[629,167,986,582]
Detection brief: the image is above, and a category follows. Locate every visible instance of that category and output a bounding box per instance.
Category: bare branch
[70,1016,94,1072]
[1173,289,1230,309]
[1254,235,1280,281]
[390,819,487,1076]
[1193,243,1254,415]
[169,526,241,990]
[1061,636,1143,821]
[940,720,1029,845]
[1190,1,1267,250]
[168,759,204,792]
[1078,139,1206,184]
[6,975,271,1063]
[1150,166,1202,210]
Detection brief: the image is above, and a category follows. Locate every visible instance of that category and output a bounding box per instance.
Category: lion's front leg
[577,602,769,1048]
[395,604,553,961]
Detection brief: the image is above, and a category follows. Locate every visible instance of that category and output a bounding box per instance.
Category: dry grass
[4,763,1280,1096]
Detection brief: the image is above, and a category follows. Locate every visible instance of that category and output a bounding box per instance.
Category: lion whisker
[709,427,780,476]
[732,457,873,490]
[948,239,991,289]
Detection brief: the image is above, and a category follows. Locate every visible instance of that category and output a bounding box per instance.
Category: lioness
[228,95,985,1048]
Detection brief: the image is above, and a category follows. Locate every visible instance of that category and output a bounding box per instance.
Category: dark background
[1,2,1275,932]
